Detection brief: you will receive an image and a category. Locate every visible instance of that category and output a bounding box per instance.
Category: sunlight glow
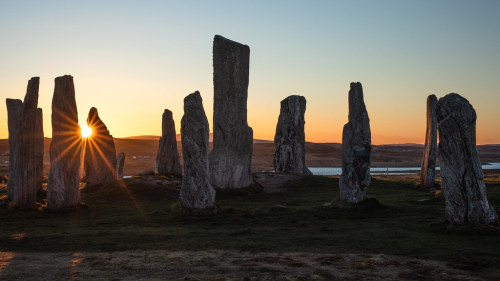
[81,124,92,138]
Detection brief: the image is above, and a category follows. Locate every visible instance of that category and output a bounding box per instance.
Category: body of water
[309,162,500,176]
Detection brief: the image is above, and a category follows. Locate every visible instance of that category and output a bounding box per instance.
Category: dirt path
[0,250,483,280]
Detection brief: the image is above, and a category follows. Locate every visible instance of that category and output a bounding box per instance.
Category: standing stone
[436,93,498,225]
[6,99,22,201]
[48,75,81,209]
[84,107,117,188]
[339,82,371,204]
[209,35,254,189]
[156,109,182,176]
[35,108,44,192]
[116,152,125,179]
[273,95,312,175]
[419,95,438,188]
[5,77,44,208]
[179,91,216,209]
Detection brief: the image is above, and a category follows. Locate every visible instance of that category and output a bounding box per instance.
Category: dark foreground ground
[0,175,500,280]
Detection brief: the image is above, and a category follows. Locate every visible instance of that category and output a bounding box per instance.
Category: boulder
[83,107,117,188]
[419,95,438,188]
[156,109,182,176]
[339,82,371,203]
[47,75,82,209]
[179,91,216,209]
[273,95,312,175]
[436,93,498,225]
[5,77,44,208]
[116,152,125,179]
[209,35,254,189]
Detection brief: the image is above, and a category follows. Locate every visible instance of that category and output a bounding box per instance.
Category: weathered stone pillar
[47,75,82,209]
[419,94,438,188]
[339,82,371,203]
[6,77,44,208]
[273,95,312,175]
[83,107,117,188]
[116,152,125,179]
[436,93,498,225]
[156,109,182,176]
[209,35,254,189]
[179,91,216,209]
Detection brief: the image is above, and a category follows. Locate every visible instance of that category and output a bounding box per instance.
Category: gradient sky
[1,0,499,144]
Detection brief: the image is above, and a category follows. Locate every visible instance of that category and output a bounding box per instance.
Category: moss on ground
[0,176,499,279]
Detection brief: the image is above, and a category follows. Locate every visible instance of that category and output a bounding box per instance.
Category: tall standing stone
[48,75,81,209]
[209,35,254,189]
[5,77,44,208]
[116,152,125,179]
[339,82,371,204]
[6,99,22,201]
[84,107,117,188]
[35,108,44,192]
[419,95,438,188]
[436,93,498,225]
[273,95,312,175]
[156,109,182,176]
[179,91,216,209]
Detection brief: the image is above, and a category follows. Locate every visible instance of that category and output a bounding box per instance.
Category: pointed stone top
[436,93,475,124]
[88,107,99,122]
[184,91,203,110]
[55,75,73,82]
[350,82,362,91]
[163,109,173,119]
[23,77,40,110]
[87,107,110,134]
[348,82,367,121]
[214,35,249,50]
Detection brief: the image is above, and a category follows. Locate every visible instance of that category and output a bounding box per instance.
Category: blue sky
[1,0,499,143]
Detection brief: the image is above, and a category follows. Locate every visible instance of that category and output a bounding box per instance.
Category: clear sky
[1,0,499,144]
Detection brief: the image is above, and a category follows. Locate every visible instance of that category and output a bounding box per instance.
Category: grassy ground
[0,176,499,279]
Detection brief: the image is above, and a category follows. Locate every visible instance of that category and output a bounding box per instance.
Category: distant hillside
[119,134,273,144]
[117,135,160,140]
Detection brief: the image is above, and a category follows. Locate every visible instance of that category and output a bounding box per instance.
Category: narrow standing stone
[116,152,125,179]
[35,108,44,192]
[47,75,81,209]
[156,109,182,176]
[436,93,498,225]
[273,95,312,175]
[179,91,216,209]
[6,99,22,201]
[339,82,371,204]
[419,94,438,188]
[209,35,254,189]
[5,77,44,208]
[84,107,117,188]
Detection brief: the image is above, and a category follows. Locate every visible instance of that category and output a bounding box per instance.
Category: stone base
[171,202,219,216]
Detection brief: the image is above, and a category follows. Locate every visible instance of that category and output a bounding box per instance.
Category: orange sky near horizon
[1,1,499,145]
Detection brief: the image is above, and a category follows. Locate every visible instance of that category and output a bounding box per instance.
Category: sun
[81,124,92,138]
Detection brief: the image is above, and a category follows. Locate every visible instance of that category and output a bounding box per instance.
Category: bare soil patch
[0,250,483,281]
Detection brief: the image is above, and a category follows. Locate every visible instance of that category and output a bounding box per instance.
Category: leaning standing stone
[273,95,312,175]
[84,107,117,188]
[156,109,182,176]
[419,94,438,188]
[209,35,254,189]
[116,152,125,179]
[339,82,371,204]
[47,75,82,209]
[179,91,216,209]
[436,93,498,225]
[6,77,43,208]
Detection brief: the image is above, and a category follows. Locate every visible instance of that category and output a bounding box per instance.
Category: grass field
[0,176,499,280]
